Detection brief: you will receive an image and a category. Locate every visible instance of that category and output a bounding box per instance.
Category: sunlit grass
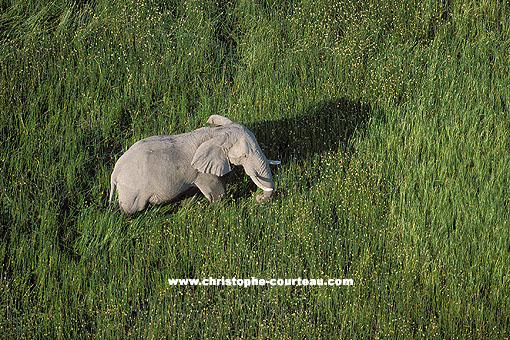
[1,0,509,338]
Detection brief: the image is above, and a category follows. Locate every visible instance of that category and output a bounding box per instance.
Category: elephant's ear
[207,115,233,126]
[191,136,232,176]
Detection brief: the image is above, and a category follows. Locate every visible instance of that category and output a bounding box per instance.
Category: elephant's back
[127,135,191,164]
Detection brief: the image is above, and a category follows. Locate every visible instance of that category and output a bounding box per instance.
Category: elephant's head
[191,115,280,203]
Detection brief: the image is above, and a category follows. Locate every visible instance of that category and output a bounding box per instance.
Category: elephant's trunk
[244,151,275,202]
[249,171,274,196]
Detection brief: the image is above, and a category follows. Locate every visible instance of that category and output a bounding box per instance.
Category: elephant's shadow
[225,98,371,200]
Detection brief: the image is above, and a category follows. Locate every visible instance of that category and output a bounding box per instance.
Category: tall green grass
[1,0,509,338]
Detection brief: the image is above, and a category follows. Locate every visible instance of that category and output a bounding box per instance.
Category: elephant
[109,114,280,214]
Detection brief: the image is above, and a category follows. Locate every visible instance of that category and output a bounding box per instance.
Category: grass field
[1,0,509,338]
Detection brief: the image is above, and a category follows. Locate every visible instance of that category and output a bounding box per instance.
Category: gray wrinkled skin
[109,115,279,214]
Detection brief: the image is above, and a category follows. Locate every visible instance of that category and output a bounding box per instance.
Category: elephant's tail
[109,177,116,207]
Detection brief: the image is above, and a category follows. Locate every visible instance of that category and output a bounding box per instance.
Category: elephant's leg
[117,184,149,215]
[194,173,226,203]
